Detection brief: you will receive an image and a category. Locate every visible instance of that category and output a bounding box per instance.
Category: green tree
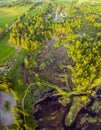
[0,77,12,90]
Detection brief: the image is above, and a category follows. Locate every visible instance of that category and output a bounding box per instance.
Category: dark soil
[21,38,74,89]
[33,96,71,130]
[33,87,101,130]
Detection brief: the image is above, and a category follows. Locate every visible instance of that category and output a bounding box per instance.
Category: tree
[67,37,101,95]
[0,77,12,90]
[6,23,9,30]
[0,28,4,36]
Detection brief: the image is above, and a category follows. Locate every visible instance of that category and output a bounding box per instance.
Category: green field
[0,5,31,29]
[0,32,28,104]
[0,4,32,63]
[0,0,16,1]
[53,0,78,3]
[53,0,101,4]
[0,3,32,59]
[0,4,31,98]
[0,32,16,64]
[53,0,69,3]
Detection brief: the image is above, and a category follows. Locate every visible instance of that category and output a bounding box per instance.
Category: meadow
[53,0,78,4]
[0,3,32,63]
[0,32,16,64]
[0,5,31,29]
[0,3,31,100]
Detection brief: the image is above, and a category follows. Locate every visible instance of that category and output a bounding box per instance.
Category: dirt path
[0,92,16,129]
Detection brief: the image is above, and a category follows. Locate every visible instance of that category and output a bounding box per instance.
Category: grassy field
[53,0,101,4]
[0,2,35,95]
[0,3,33,107]
[0,32,29,105]
[0,0,16,1]
[53,0,78,4]
[53,0,69,3]
[0,5,31,29]
[0,30,27,86]
[0,32,17,64]
[0,4,32,63]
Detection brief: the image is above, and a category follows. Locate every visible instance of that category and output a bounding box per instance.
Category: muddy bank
[33,96,70,130]
[33,86,101,130]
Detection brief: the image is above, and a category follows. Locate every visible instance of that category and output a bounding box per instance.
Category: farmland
[0,5,31,29]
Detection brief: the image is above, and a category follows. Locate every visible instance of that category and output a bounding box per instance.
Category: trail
[22,82,36,124]
[5,20,18,33]
[0,20,18,40]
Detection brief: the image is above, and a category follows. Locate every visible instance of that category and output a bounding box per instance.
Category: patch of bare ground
[21,38,74,89]
[0,92,16,129]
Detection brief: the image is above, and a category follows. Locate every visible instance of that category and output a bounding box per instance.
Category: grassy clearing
[53,0,77,4]
[9,49,32,111]
[0,32,17,65]
[0,5,31,29]
[0,32,28,98]
[0,37,30,108]
[29,8,40,15]
[0,32,30,113]
[53,0,68,3]
[9,50,28,93]
[0,0,16,1]
[0,4,32,106]
[0,4,32,64]
[0,32,27,93]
